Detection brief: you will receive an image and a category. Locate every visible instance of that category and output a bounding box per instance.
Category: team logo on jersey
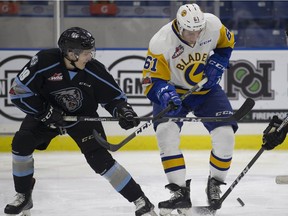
[51,87,83,112]
[48,73,63,81]
[30,55,38,67]
[172,45,184,59]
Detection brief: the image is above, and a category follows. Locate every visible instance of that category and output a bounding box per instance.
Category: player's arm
[142,49,181,115]
[9,54,64,126]
[92,63,140,130]
[203,25,234,89]
[9,60,47,116]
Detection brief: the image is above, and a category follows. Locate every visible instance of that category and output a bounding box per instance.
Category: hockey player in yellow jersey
[142,3,237,215]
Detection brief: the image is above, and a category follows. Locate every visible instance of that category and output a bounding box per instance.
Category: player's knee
[12,131,37,156]
[84,148,115,174]
[156,122,181,154]
[211,126,235,157]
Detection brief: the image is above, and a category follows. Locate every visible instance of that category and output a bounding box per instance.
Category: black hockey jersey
[9,48,126,117]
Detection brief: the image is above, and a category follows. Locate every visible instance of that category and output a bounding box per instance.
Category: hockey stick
[192,147,265,215]
[64,99,254,123]
[64,116,242,122]
[193,115,288,215]
[93,97,254,152]
[92,78,208,152]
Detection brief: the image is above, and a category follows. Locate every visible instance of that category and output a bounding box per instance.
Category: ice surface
[1,150,288,216]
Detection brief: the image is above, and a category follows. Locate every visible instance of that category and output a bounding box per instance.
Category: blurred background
[0,0,288,151]
[1,3,287,214]
[0,0,287,49]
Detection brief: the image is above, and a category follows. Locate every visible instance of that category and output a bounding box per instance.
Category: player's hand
[262,115,288,150]
[158,90,182,115]
[36,104,64,127]
[202,53,229,89]
[116,102,140,130]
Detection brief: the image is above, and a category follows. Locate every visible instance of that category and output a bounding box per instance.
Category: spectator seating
[235,28,287,48]
[233,29,246,48]
[146,1,170,6]
[219,1,233,29]
[232,1,274,29]
[273,1,288,28]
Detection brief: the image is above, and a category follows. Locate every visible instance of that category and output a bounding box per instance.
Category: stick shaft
[64,115,241,123]
[93,79,208,151]
[219,147,265,204]
[65,97,255,123]
[218,114,288,207]
[277,114,288,132]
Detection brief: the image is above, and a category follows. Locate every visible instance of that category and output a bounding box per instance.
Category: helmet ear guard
[176,3,206,35]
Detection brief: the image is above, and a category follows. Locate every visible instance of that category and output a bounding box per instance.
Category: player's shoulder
[36,48,61,60]
[204,13,222,31]
[87,58,106,70]
[149,21,173,54]
[85,59,109,76]
[31,48,61,68]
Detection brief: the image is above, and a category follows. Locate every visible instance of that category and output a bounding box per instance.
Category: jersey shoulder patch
[33,49,61,69]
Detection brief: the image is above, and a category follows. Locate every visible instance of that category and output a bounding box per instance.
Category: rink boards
[1,134,288,152]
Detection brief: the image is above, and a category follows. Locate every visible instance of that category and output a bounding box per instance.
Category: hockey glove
[202,53,229,89]
[116,101,140,130]
[262,115,288,150]
[157,84,182,115]
[35,104,64,127]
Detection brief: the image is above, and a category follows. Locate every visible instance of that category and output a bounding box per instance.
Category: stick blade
[93,129,114,151]
[233,97,255,121]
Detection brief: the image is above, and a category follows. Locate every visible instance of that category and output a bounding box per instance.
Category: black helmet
[58,27,95,54]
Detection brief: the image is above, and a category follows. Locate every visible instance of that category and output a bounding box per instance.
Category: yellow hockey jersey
[142,13,235,97]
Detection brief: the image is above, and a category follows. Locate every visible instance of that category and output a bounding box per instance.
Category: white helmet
[177,4,206,35]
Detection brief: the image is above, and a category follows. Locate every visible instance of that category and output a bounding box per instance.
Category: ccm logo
[215,111,233,116]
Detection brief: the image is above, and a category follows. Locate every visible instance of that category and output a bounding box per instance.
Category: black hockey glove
[116,102,140,130]
[35,104,64,127]
[262,115,288,150]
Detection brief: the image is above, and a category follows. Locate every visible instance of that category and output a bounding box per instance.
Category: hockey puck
[275,175,288,184]
[237,197,245,207]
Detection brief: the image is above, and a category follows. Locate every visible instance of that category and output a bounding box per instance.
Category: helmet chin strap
[64,53,80,70]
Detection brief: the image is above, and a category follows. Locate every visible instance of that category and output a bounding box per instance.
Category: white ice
[1,150,288,216]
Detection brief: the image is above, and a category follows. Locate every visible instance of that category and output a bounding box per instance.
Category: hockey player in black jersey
[5,27,156,216]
